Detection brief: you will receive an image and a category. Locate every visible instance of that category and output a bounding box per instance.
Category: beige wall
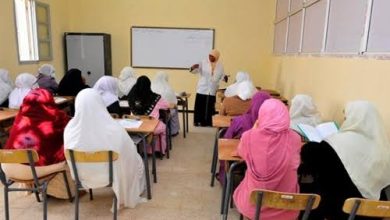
[66,0,276,107]
[0,0,69,81]
[269,56,390,131]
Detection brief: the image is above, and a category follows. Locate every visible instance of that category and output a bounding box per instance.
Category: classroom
[1,0,390,219]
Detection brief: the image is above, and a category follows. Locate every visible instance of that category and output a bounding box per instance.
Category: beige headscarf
[209,49,220,74]
[326,101,390,199]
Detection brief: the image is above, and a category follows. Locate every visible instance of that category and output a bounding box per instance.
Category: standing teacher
[190,49,227,126]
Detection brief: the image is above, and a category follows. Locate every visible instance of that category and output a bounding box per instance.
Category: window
[14,0,52,62]
[274,0,390,57]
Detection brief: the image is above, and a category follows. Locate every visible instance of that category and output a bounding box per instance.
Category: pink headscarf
[233,99,301,219]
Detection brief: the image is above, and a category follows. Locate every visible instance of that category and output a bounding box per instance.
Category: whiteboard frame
[130,26,215,69]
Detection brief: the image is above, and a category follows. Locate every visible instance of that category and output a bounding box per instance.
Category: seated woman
[0,68,13,107]
[8,73,37,109]
[64,89,146,209]
[151,71,180,136]
[93,76,122,116]
[118,66,137,99]
[36,64,58,94]
[4,88,75,199]
[219,81,255,116]
[224,71,253,98]
[128,76,169,154]
[217,92,271,185]
[233,99,301,220]
[57,68,89,96]
[299,101,390,220]
[289,94,321,136]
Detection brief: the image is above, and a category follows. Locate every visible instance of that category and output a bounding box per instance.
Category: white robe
[8,73,37,109]
[151,71,177,105]
[118,67,137,97]
[289,94,321,134]
[193,59,225,96]
[93,76,119,107]
[0,69,13,105]
[64,88,146,210]
[326,101,390,199]
[224,71,252,98]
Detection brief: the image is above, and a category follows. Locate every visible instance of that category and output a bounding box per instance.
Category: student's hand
[252,120,259,129]
[189,64,199,72]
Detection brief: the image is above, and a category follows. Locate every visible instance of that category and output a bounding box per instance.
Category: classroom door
[65,33,112,87]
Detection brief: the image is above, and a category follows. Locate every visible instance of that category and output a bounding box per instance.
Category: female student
[289,94,321,135]
[64,89,146,209]
[5,88,75,199]
[118,66,137,99]
[190,49,227,126]
[36,64,58,94]
[233,99,301,220]
[93,76,122,116]
[128,76,170,154]
[0,69,13,107]
[219,81,256,116]
[8,73,37,109]
[217,91,271,185]
[57,68,89,96]
[224,71,254,98]
[299,101,390,220]
[151,71,180,135]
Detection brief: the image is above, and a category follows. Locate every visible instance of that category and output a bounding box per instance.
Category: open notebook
[117,119,143,129]
[297,122,339,143]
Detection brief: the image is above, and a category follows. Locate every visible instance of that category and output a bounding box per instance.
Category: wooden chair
[0,149,72,220]
[343,198,390,220]
[248,189,321,220]
[65,150,119,220]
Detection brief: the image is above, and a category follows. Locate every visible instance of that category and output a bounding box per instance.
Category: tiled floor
[0,116,240,219]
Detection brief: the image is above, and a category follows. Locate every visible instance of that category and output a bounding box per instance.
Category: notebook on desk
[117,119,143,129]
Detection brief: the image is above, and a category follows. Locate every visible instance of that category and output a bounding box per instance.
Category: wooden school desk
[210,115,233,186]
[0,108,18,122]
[176,93,191,138]
[218,138,243,218]
[119,117,159,200]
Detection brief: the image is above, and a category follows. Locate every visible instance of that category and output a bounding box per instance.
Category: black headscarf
[127,75,160,115]
[58,69,89,96]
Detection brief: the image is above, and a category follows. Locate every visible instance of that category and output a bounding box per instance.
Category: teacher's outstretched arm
[189,64,200,73]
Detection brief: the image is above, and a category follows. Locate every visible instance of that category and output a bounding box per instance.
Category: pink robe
[233,99,301,220]
[148,99,169,154]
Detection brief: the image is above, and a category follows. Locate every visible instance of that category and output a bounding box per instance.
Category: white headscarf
[93,76,119,107]
[64,89,146,208]
[290,94,321,132]
[326,101,390,199]
[236,81,256,101]
[8,73,38,109]
[224,71,253,97]
[38,64,56,78]
[0,69,13,105]
[118,67,137,97]
[151,71,177,105]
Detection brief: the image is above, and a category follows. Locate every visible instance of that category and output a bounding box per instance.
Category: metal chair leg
[62,171,73,202]
[89,189,93,200]
[113,195,118,220]
[75,189,80,220]
[42,182,48,220]
[4,186,9,220]
[151,137,157,183]
[141,136,152,200]
[34,183,41,202]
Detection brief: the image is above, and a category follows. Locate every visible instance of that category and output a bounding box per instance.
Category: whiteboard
[274,19,288,54]
[325,0,368,53]
[302,0,328,53]
[367,0,390,52]
[131,27,214,69]
[286,11,303,53]
[276,0,290,21]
